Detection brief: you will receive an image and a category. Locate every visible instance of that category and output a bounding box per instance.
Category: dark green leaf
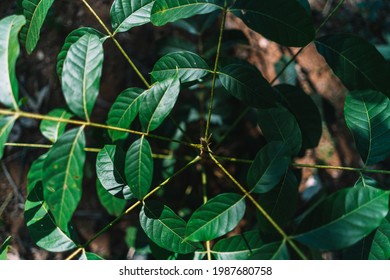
[96,145,133,200]
[62,34,104,122]
[185,193,246,242]
[27,152,47,195]
[140,200,201,254]
[315,34,390,96]
[157,36,197,56]
[39,108,73,143]
[369,213,390,260]
[274,84,322,149]
[125,136,153,200]
[294,185,390,250]
[56,27,106,79]
[151,51,210,83]
[0,116,17,160]
[212,231,289,260]
[247,141,291,193]
[344,90,390,166]
[257,105,302,155]
[111,0,155,34]
[0,236,11,260]
[0,15,25,110]
[139,75,181,132]
[218,63,277,108]
[79,251,104,260]
[231,0,315,47]
[43,127,86,231]
[107,88,144,141]
[151,0,224,26]
[25,184,77,252]
[20,0,54,54]
[96,179,126,217]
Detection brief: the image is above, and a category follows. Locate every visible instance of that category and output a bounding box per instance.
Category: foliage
[0,0,389,260]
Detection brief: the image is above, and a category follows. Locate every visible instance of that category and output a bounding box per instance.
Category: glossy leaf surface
[96,179,127,217]
[107,88,144,141]
[344,90,390,166]
[0,15,25,110]
[185,193,246,242]
[125,136,153,200]
[20,0,54,54]
[231,0,315,47]
[43,127,86,231]
[79,251,105,260]
[140,201,201,254]
[0,236,11,260]
[62,34,104,122]
[369,213,390,260]
[39,108,73,143]
[96,145,133,200]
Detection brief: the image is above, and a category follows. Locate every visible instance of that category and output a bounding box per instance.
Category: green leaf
[344,90,390,166]
[294,185,390,250]
[79,251,104,260]
[274,84,322,149]
[212,231,289,260]
[57,27,106,79]
[0,116,17,160]
[0,236,11,260]
[151,51,210,83]
[230,0,315,47]
[96,179,127,217]
[315,34,390,96]
[125,136,154,200]
[139,75,181,132]
[140,200,201,254]
[185,193,246,242]
[247,141,291,193]
[43,127,86,231]
[39,108,73,143]
[257,105,302,155]
[62,34,104,122]
[25,183,78,252]
[27,152,47,195]
[96,145,133,200]
[0,15,25,110]
[369,213,390,260]
[151,0,224,26]
[218,63,277,108]
[19,0,54,54]
[106,88,144,142]
[111,0,155,34]
[257,170,299,233]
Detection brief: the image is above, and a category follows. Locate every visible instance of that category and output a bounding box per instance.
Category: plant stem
[204,7,228,140]
[209,153,307,259]
[201,168,212,260]
[316,0,346,33]
[66,156,201,259]
[0,109,199,149]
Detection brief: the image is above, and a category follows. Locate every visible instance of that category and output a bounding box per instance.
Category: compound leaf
[139,75,180,132]
[106,87,144,141]
[56,27,106,79]
[39,108,73,143]
[96,145,133,200]
[151,0,224,26]
[111,0,155,34]
[125,136,153,200]
[369,213,390,260]
[185,193,246,242]
[247,141,291,193]
[43,127,86,231]
[218,63,277,108]
[0,15,25,110]
[315,34,390,96]
[257,105,302,155]
[20,0,54,54]
[230,0,315,47]
[212,231,289,260]
[294,184,390,250]
[0,116,17,160]
[344,90,390,166]
[151,51,210,83]
[62,34,104,122]
[140,200,201,254]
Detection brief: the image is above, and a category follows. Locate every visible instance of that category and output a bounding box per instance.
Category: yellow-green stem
[201,168,212,260]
